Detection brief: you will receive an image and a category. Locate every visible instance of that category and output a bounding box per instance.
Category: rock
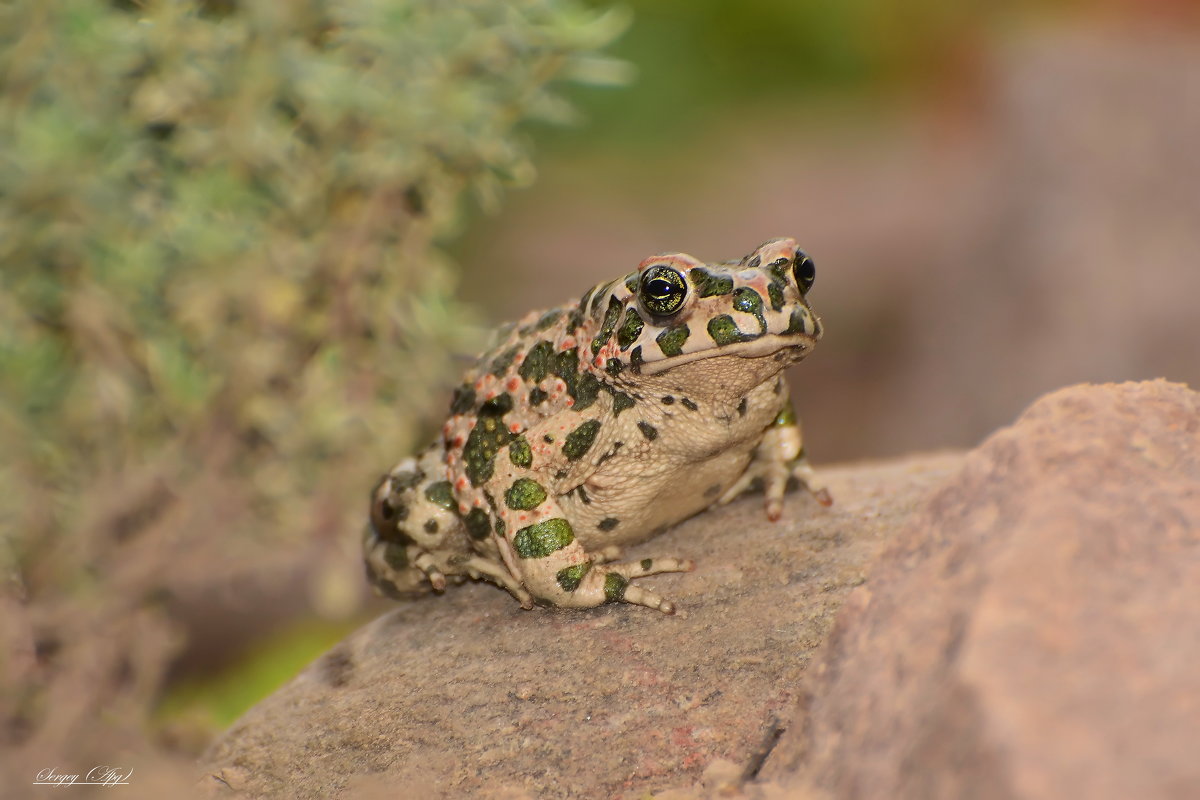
[199,454,964,799]
[201,380,1200,800]
[761,380,1200,800]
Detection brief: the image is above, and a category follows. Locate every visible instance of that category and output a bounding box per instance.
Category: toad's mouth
[638,333,818,376]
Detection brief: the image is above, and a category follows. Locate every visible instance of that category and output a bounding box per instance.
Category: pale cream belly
[561,447,755,550]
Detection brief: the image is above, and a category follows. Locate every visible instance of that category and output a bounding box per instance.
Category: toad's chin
[638,333,818,376]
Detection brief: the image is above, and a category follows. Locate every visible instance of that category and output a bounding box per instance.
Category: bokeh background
[2,0,1197,789]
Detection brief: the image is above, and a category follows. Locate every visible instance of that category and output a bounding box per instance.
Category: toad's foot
[718,406,832,521]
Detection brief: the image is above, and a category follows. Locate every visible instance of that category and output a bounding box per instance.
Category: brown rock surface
[762,380,1200,800]
[201,380,1200,800]
[199,454,964,799]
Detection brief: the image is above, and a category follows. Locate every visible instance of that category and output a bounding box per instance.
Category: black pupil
[648,278,672,297]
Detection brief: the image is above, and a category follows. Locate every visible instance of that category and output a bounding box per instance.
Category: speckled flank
[362,236,827,614]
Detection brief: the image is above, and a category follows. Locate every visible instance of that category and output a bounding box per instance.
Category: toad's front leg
[719,398,833,521]
[488,433,693,614]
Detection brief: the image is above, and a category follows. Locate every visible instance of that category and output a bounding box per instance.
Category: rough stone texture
[200,453,965,800]
[201,380,1200,800]
[761,380,1200,800]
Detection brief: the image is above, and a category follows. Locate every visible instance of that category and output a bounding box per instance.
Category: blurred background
[2,0,1198,788]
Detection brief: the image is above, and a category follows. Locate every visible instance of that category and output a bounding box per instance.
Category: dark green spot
[681,397,698,411]
[463,507,491,540]
[688,267,734,297]
[611,391,635,416]
[637,421,658,440]
[591,296,624,355]
[509,436,533,468]
[563,419,601,461]
[617,308,644,349]
[655,324,689,357]
[767,279,786,312]
[543,434,554,443]
[535,310,563,331]
[605,358,623,376]
[383,542,408,570]
[490,346,520,376]
[424,481,455,512]
[640,558,653,570]
[450,385,476,415]
[424,519,438,534]
[708,314,753,346]
[572,372,601,411]
[597,517,619,531]
[604,572,628,602]
[733,287,767,333]
[389,470,423,491]
[379,499,406,522]
[662,395,675,405]
[590,282,613,314]
[552,348,599,411]
[556,561,592,592]
[513,518,575,559]
[786,307,809,335]
[519,340,555,384]
[630,346,644,374]
[494,517,506,536]
[624,273,639,293]
[505,478,548,510]
[463,415,515,487]
[480,392,513,417]
[529,388,548,406]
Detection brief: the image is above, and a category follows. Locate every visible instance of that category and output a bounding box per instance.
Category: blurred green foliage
[0,0,623,757]
[0,0,623,565]
[550,0,1062,151]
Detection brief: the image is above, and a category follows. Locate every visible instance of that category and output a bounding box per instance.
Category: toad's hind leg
[488,437,694,613]
[363,451,462,595]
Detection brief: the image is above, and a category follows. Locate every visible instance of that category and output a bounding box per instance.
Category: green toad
[364,238,831,613]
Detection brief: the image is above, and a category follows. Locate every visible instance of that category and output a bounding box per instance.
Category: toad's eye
[639,265,687,315]
[792,251,815,294]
